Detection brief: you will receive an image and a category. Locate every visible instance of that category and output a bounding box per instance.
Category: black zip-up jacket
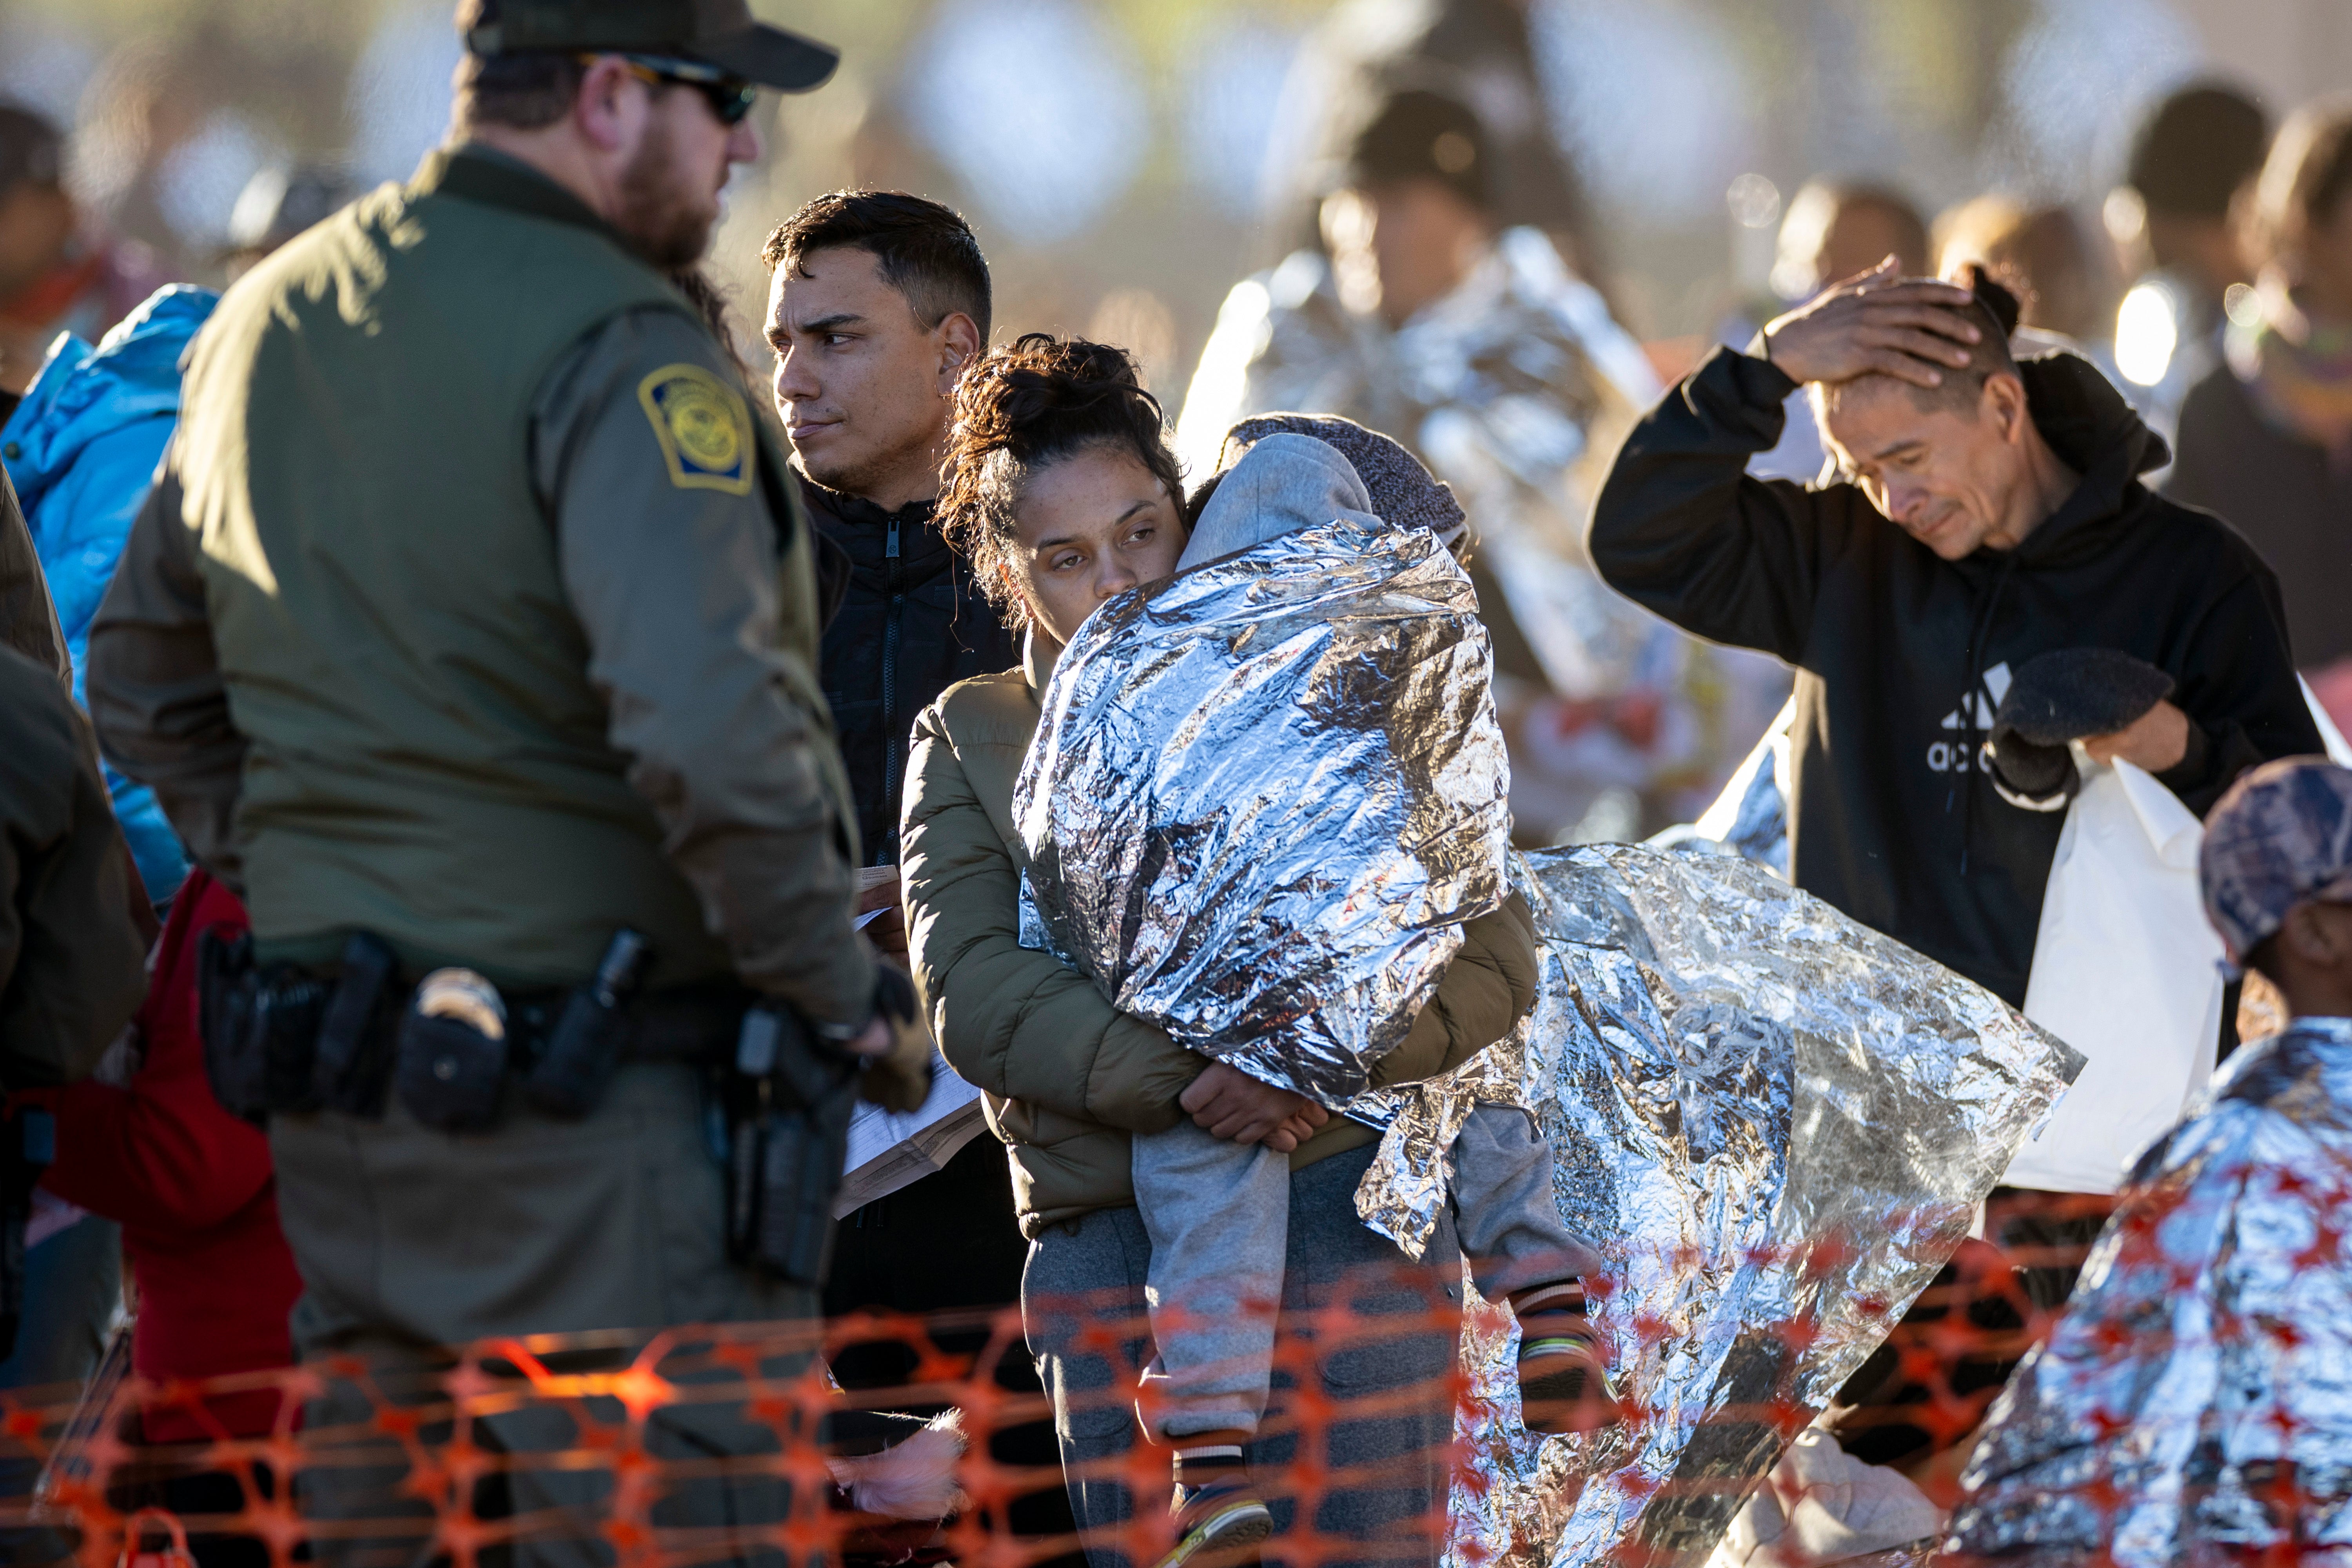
[1589,347,2321,1005]
[798,473,1019,866]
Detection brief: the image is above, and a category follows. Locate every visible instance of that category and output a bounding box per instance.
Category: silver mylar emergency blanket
[1352,844,2082,1568]
[1013,513,1510,1102]
[1944,1014,2352,1563]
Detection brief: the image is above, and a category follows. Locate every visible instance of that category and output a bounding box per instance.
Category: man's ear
[572,56,642,155]
[935,312,982,391]
[1985,371,2030,444]
[2280,901,2352,971]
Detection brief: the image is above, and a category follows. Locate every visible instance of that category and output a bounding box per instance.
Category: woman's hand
[1179,1063,1330,1152]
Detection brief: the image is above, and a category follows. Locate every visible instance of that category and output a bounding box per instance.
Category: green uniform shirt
[89,146,873,1023]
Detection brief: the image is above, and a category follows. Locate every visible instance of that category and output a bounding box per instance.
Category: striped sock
[1172,1441,1247,1491]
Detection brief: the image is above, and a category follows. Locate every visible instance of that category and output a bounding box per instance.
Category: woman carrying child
[902,336,1605,1568]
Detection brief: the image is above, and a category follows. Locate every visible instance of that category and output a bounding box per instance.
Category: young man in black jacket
[762,192,1019,880]
[760,191,1067,1557]
[1589,259,2321,1012]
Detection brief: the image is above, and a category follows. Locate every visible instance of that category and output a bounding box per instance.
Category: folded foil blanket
[1013,513,1511,1103]
[1351,844,2083,1568]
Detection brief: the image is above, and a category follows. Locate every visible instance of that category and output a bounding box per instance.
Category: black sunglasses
[597,54,760,126]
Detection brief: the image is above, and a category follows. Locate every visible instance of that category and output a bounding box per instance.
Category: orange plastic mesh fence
[0,1191,2134,1568]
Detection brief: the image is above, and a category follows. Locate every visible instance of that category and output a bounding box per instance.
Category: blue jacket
[0,285,218,901]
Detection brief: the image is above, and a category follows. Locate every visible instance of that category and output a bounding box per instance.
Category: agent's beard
[614,118,719,270]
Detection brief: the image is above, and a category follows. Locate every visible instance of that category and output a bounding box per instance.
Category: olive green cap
[461,0,838,93]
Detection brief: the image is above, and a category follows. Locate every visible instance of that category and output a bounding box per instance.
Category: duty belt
[194,927,752,1127]
[194,926,864,1292]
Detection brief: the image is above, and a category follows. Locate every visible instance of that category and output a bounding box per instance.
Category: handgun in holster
[724,1005,860,1287]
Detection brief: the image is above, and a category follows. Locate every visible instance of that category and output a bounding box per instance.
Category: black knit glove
[1986,648,2176,808]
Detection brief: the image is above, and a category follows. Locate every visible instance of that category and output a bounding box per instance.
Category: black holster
[198,930,395,1123]
[723,1006,858,1287]
[316,933,399,1117]
[197,930,332,1124]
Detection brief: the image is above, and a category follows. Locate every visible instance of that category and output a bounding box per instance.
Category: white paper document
[834,1047,988,1217]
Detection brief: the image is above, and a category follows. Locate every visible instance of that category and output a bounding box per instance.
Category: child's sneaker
[1511,1282,1622,1436]
[1152,1475,1273,1568]
[1518,1328,1621,1434]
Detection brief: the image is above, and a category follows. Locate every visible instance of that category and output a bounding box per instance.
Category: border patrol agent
[87,2,921,1555]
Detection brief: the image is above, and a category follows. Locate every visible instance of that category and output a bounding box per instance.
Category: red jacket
[23,872,301,1442]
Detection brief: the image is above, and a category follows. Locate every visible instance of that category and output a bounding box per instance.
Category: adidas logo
[1927,661,2011,774]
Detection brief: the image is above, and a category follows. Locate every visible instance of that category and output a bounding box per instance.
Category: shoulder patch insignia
[637,363,755,495]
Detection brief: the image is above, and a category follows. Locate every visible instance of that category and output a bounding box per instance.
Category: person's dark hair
[1829,184,1932,277]
[938,334,1183,626]
[0,104,62,196]
[1775,180,1931,296]
[1182,469,1225,531]
[2244,931,2283,987]
[1815,265,2022,418]
[2128,83,2270,221]
[671,268,751,385]
[2249,98,2352,275]
[762,190,993,343]
[452,48,588,132]
[1343,88,1491,213]
[449,0,590,131]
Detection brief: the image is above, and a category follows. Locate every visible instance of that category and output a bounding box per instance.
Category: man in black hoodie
[1589,259,2320,1012]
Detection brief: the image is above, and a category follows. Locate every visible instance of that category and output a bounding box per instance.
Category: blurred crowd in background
[2,0,2348,843]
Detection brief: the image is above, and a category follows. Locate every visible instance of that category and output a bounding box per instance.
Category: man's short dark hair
[2129,83,2270,221]
[762,191,992,343]
[452,49,587,133]
[1343,89,1491,214]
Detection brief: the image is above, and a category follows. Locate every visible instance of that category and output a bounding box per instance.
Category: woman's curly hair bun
[937,333,1186,627]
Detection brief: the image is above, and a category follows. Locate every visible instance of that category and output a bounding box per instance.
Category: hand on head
[1761,257,1982,389]
[1784,262,2072,560]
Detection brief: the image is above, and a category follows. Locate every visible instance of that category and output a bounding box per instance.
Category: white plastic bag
[2006,755,2222,1194]
[1702,1426,1942,1568]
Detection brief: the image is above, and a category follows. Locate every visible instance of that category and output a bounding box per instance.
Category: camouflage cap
[2200,756,2352,964]
[460,0,837,93]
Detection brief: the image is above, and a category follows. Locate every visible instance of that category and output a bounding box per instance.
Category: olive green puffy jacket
[901,633,1539,1238]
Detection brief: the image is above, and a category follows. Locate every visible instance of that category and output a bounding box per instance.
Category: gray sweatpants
[1132,1105,1596,1438]
[1025,1144,1462,1568]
